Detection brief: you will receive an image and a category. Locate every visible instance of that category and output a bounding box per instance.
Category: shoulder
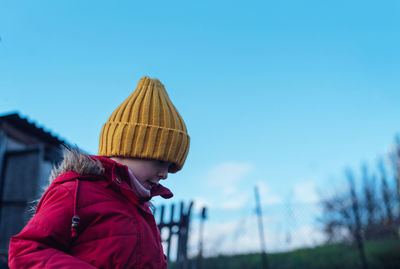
[36,171,105,214]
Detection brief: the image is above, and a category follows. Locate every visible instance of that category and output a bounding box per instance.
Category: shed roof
[0,112,65,146]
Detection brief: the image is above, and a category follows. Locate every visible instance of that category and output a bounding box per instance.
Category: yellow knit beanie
[98,76,190,173]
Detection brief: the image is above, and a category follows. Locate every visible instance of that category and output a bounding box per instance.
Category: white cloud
[183,170,325,259]
[196,161,254,211]
[188,215,326,257]
[186,181,324,257]
[293,181,319,204]
[219,192,251,211]
[197,166,284,211]
[256,181,283,206]
[192,197,211,212]
[205,162,254,196]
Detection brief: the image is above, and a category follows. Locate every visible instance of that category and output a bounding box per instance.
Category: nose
[158,168,168,180]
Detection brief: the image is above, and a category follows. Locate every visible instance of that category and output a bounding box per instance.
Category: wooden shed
[0,113,67,261]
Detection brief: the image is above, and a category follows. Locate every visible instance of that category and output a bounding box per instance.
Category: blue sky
[1,0,400,254]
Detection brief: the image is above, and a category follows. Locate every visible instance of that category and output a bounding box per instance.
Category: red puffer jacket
[8,149,172,268]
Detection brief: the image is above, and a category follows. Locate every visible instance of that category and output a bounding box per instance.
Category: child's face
[117,158,172,190]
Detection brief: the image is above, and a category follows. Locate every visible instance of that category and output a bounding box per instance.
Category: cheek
[130,167,146,182]
[135,169,154,182]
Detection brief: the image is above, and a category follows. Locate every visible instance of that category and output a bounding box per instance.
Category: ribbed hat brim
[98,122,190,173]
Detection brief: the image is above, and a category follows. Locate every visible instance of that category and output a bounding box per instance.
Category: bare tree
[320,191,353,243]
[378,159,393,223]
[320,135,400,244]
[361,165,382,240]
[390,135,400,200]
[347,169,369,269]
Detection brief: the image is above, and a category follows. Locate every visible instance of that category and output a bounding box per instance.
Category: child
[8,76,190,268]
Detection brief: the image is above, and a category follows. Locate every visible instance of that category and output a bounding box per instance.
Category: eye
[158,160,172,169]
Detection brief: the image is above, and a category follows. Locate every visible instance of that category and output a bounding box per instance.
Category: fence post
[254,186,269,269]
[197,207,207,269]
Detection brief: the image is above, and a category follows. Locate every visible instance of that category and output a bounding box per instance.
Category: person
[8,76,190,268]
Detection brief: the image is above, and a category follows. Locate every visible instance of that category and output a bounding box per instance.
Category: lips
[145,180,158,190]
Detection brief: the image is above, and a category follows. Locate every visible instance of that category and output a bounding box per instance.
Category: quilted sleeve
[8,183,96,269]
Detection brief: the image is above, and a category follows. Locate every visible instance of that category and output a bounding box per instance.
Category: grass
[191,239,400,269]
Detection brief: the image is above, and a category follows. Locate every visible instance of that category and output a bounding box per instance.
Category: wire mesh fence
[182,197,400,269]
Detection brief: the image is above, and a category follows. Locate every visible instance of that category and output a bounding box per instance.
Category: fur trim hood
[49,147,104,184]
